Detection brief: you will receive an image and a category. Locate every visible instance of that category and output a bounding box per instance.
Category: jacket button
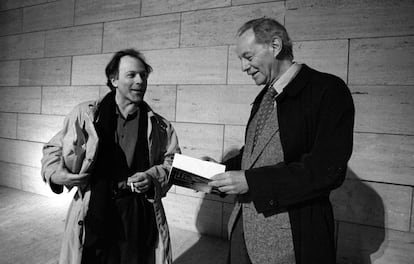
[269,199,274,206]
[78,220,83,226]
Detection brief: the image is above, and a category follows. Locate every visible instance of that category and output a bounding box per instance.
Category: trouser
[81,194,157,264]
[228,211,252,264]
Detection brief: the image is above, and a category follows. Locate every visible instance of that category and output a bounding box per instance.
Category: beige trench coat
[41,99,180,264]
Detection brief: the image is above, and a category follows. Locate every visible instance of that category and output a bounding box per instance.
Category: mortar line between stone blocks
[225,45,230,85]
[178,13,182,48]
[72,0,76,27]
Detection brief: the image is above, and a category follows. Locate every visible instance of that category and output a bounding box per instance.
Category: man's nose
[241,58,250,72]
[134,74,143,84]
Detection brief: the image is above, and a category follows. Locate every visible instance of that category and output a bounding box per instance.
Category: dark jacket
[226,64,355,263]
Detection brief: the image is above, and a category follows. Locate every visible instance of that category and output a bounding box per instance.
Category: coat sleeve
[245,78,355,213]
[41,115,71,194]
[41,104,87,194]
[144,121,181,200]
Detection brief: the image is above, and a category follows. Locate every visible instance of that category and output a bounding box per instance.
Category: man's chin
[253,78,265,86]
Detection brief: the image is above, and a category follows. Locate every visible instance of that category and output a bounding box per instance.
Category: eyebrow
[240,51,252,58]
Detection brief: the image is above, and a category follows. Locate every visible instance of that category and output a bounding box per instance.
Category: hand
[50,158,90,187]
[127,172,152,193]
[208,170,248,194]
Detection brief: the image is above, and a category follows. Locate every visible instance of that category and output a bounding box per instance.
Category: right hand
[50,158,90,188]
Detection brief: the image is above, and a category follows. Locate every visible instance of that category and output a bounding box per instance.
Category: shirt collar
[271,62,302,96]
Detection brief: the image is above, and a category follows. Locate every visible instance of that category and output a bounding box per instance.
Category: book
[169,154,226,195]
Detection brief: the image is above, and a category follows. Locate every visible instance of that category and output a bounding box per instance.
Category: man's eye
[127,74,135,78]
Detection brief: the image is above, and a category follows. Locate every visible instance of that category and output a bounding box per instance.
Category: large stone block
[21,165,56,197]
[141,0,230,16]
[145,85,177,122]
[145,46,228,85]
[286,1,414,40]
[0,0,48,11]
[337,221,414,264]
[164,192,223,237]
[181,2,285,47]
[0,161,21,189]
[75,0,141,25]
[0,86,41,113]
[45,23,103,57]
[0,9,22,36]
[173,122,224,161]
[0,112,17,139]
[0,138,43,168]
[176,84,260,125]
[20,57,71,86]
[349,133,414,186]
[23,0,74,32]
[332,178,412,232]
[103,14,180,52]
[72,53,113,85]
[223,125,245,159]
[351,85,414,135]
[0,32,44,60]
[17,114,65,143]
[293,39,348,82]
[0,60,19,86]
[41,86,100,115]
[349,36,414,85]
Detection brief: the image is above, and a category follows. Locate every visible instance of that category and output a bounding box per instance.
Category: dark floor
[0,186,227,264]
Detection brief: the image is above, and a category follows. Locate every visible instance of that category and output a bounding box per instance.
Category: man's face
[112,55,148,104]
[236,29,275,86]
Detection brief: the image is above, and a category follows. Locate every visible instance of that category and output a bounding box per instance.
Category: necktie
[253,86,278,148]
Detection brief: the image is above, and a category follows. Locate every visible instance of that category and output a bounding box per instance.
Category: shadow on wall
[332,168,386,264]
[173,150,240,264]
[172,193,229,264]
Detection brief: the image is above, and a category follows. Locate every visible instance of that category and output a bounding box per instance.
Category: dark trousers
[228,210,252,264]
[81,194,157,264]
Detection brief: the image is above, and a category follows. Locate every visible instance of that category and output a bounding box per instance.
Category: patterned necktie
[253,86,278,148]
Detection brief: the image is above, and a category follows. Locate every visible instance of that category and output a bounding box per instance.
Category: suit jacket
[225,64,355,264]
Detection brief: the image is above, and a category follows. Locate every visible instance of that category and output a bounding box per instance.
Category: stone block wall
[0,0,413,262]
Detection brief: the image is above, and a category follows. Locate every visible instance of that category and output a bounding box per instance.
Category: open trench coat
[41,98,180,264]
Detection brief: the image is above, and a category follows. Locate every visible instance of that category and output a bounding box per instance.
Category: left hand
[127,172,152,193]
[208,170,249,194]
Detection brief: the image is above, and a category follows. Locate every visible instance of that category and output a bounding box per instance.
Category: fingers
[209,172,227,181]
[127,172,147,184]
[128,173,152,193]
[208,171,248,194]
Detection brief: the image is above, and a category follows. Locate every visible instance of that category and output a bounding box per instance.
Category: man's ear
[111,77,118,88]
[271,37,282,58]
